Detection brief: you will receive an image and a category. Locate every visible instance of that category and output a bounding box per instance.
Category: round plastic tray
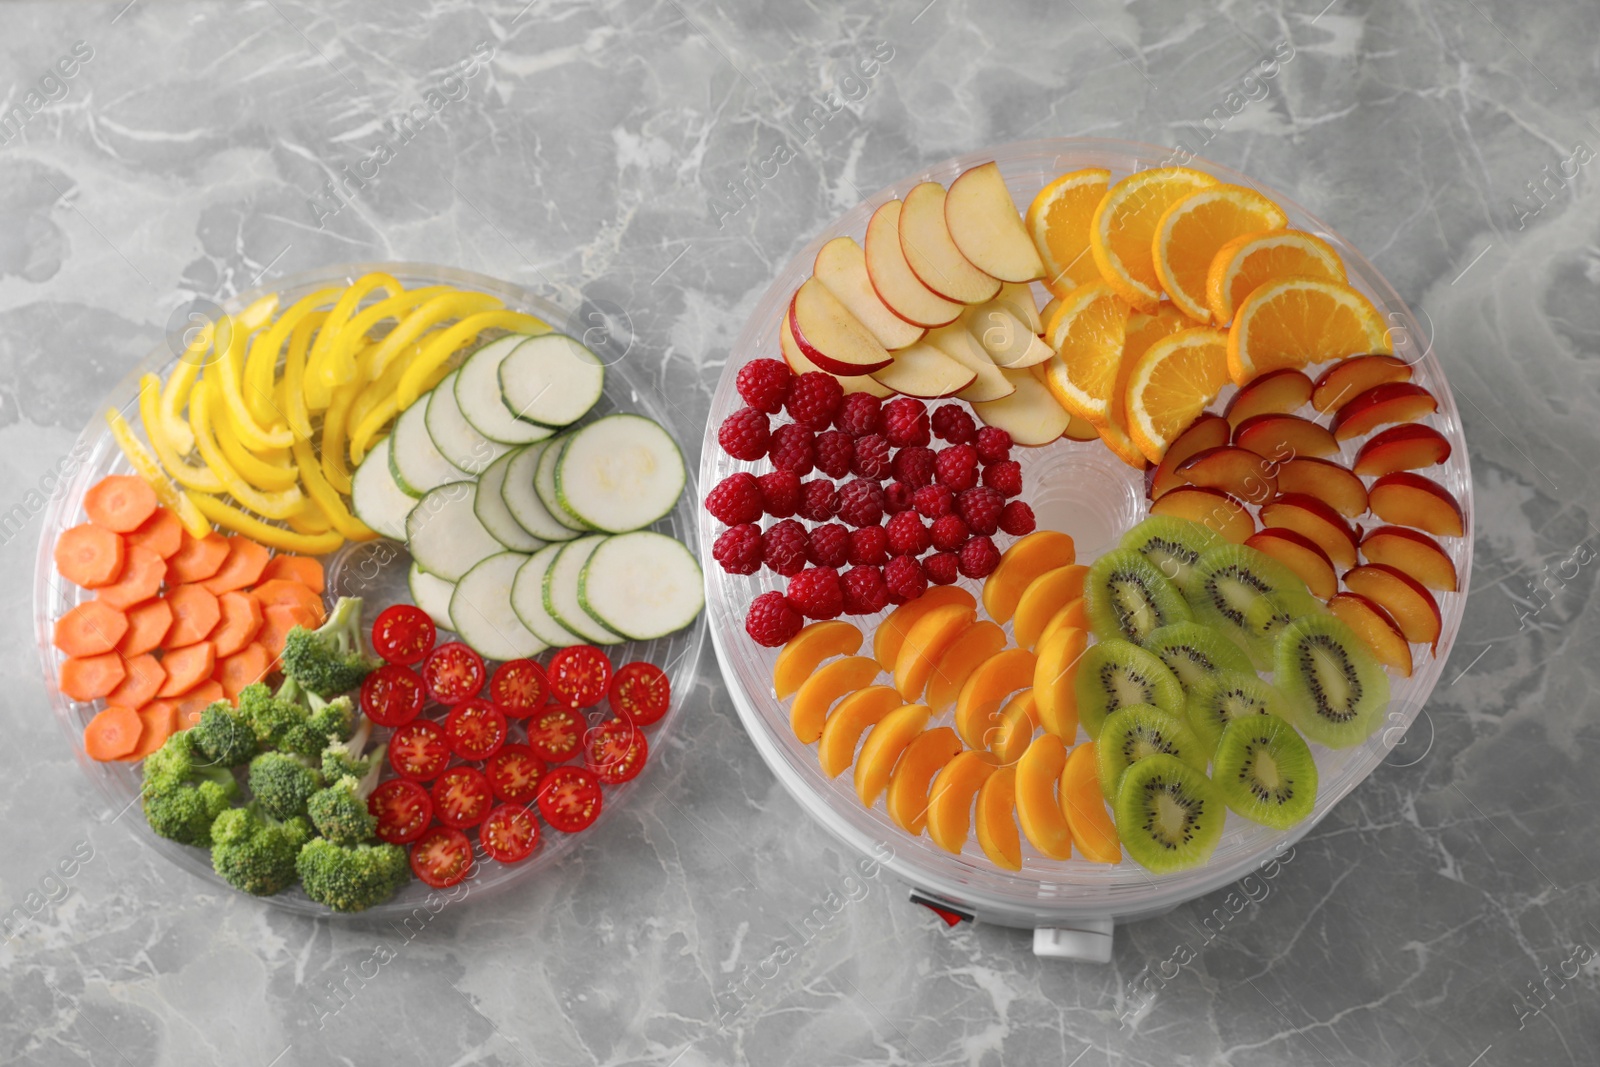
[35,262,705,918]
[701,138,1472,930]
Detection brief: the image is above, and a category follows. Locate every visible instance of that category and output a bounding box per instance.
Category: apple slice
[926,323,1016,403]
[1344,563,1441,647]
[789,279,894,376]
[1245,528,1338,600]
[1353,423,1452,476]
[1312,353,1413,414]
[1368,472,1464,538]
[996,281,1043,334]
[1148,413,1230,500]
[1259,493,1359,567]
[944,162,1046,283]
[1275,457,1368,519]
[972,368,1070,446]
[1147,486,1255,543]
[864,200,965,328]
[1360,526,1458,592]
[1178,446,1279,504]
[870,341,977,399]
[966,303,1054,368]
[1062,413,1100,442]
[900,181,1002,304]
[1331,381,1438,442]
[1233,413,1339,461]
[1328,592,1413,677]
[1224,368,1313,428]
[814,236,927,351]
[780,314,892,397]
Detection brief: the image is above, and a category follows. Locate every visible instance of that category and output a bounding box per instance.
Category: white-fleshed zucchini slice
[498,333,605,428]
[408,563,457,632]
[502,442,580,542]
[450,551,547,660]
[475,450,545,553]
[426,368,516,474]
[578,531,704,641]
[349,437,413,540]
[390,395,468,497]
[511,545,586,648]
[535,432,593,532]
[455,334,551,444]
[553,414,686,533]
[542,535,625,645]
[405,482,502,582]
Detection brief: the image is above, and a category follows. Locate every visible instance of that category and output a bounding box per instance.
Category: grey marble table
[3,1,1597,1063]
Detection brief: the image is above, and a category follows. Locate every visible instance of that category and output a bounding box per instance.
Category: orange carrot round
[158,642,217,698]
[105,653,166,710]
[55,524,126,589]
[212,591,264,657]
[84,475,159,533]
[84,705,144,760]
[59,653,128,702]
[201,537,271,595]
[259,554,326,594]
[118,599,174,657]
[125,508,183,559]
[215,643,270,701]
[250,578,325,619]
[164,585,221,648]
[95,546,166,610]
[53,601,129,657]
[118,702,178,761]
[167,531,230,584]
[175,681,225,727]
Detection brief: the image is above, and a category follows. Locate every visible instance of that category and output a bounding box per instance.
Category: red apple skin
[1225,369,1313,428]
[1276,457,1369,518]
[1331,381,1439,442]
[1360,525,1459,592]
[1246,527,1338,600]
[1178,446,1279,504]
[1149,414,1231,500]
[1312,354,1414,413]
[1260,492,1359,567]
[786,291,893,377]
[1344,563,1442,648]
[1353,423,1452,476]
[1328,591,1413,676]
[1233,413,1339,461]
[1368,472,1465,538]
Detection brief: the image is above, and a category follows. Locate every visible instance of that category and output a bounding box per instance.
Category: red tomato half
[422,642,485,705]
[584,719,649,784]
[486,744,547,804]
[536,766,603,833]
[361,664,425,728]
[410,826,474,888]
[547,645,613,709]
[607,662,671,726]
[480,804,541,864]
[526,705,586,763]
[388,720,451,781]
[372,604,436,665]
[490,659,548,717]
[368,778,433,844]
[445,699,507,761]
[430,766,495,830]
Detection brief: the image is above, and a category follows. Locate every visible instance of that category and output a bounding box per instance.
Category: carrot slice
[158,642,216,697]
[53,601,129,657]
[259,603,319,659]
[165,584,221,647]
[201,537,271,595]
[118,598,173,657]
[59,653,127,701]
[105,653,165,709]
[117,702,178,761]
[259,554,326,594]
[212,590,264,657]
[94,546,167,610]
[84,475,159,533]
[167,530,231,584]
[55,524,126,588]
[250,578,325,619]
[125,508,183,559]
[175,681,225,727]
[84,705,144,760]
[214,642,270,701]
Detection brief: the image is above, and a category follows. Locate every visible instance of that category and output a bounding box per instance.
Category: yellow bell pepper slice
[243,286,342,427]
[190,381,307,520]
[291,435,377,542]
[374,293,504,392]
[349,355,454,467]
[138,373,224,493]
[214,301,293,452]
[156,325,212,456]
[287,496,333,535]
[320,378,361,495]
[395,309,548,409]
[208,380,300,491]
[318,285,453,395]
[283,311,326,440]
[188,492,344,555]
[304,273,401,411]
[104,406,212,537]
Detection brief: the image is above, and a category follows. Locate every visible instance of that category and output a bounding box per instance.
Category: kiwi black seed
[1096,703,1210,800]
[1113,753,1225,874]
[1141,621,1255,690]
[1212,713,1319,829]
[1119,515,1222,588]
[1275,614,1389,748]
[1086,547,1193,644]
[1074,638,1185,740]
[1183,543,1322,668]
[1184,668,1294,757]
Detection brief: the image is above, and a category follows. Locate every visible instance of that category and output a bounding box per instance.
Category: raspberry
[883,554,927,603]
[848,524,889,566]
[958,535,1000,579]
[835,478,884,528]
[767,423,815,475]
[798,479,837,522]
[999,500,1037,536]
[983,459,1023,498]
[736,358,792,414]
[841,565,890,615]
[762,519,810,576]
[882,397,930,448]
[975,426,1012,464]
[851,434,891,479]
[835,393,882,436]
[704,472,763,525]
[957,486,1005,536]
[758,470,802,518]
[711,523,763,575]
[912,484,955,519]
[785,372,843,430]
[935,444,980,492]
[786,566,844,620]
[885,510,930,556]
[807,523,851,568]
[883,481,914,514]
[717,407,770,461]
[746,591,802,647]
[892,446,937,488]
[924,551,960,585]
[931,404,978,444]
[930,513,970,552]
[812,430,854,479]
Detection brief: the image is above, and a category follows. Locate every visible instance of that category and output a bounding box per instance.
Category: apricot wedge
[1036,596,1092,651]
[989,689,1039,766]
[873,586,977,670]
[893,603,978,701]
[926,750,999,853]
[975,764,1022,871]
[1013,564,1089,649]
[1061,742,1121,863]
[817,686,905,778]
[1033,625,1087,740]
[955,647,1037,749]
[790,655,883,744]
[982,530,1077,623]
[1328,592,1413,677]
[1344,563,1442,647]
[773,620,864,699]
[1360,526,1458,592]
[924,620,1007,713]
[1015,733,1074,860]
[1148,485,1255,543]
[886,726,964,835]
[854,703,931,808]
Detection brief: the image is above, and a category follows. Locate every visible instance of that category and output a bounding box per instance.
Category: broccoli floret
[307,775,379,846]
[189,701,259,768]
[210,804,313,896]
[141,732,238,846]
[280,597,379,697]
[321,718,386,787]
[237,679,310,749]
[248,751,324,822]
[296,838,409,912]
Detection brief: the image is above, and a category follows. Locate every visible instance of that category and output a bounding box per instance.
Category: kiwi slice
[1119,516,1221,588]
[1113,753,1226,873]
[1096,703,1209,801]
[1075,638,1185,740]
[1275,614,1389,749]
[1141,621,1254,690]
[1086,547,1193,644]
[1212,713,1318,829]
[1182,544,1318,668]
[1185,669,1294,757]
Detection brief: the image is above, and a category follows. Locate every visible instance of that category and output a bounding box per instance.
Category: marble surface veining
[2,0,1598,1063]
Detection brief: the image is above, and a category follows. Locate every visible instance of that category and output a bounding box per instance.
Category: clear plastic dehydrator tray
[700,138,1473,937]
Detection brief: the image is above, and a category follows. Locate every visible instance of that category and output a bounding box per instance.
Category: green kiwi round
[1274,614,1389,748]
[1182,543,1319,668]
[1141,621,1255,690]
[1113,753,1226,874]
[1096,703,1210,801]
[1086,547,1193,644]
[1119,516,1223,588]
[1212,713,1319,829]
[1074,638,1185,740]
[1184,669,1294,757]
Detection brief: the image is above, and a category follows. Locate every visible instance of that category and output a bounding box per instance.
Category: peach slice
[1015,733,1074,860]
[1233,412,1338,461]
[886,726,965,835]
[1245,528,1339,600]
[1033,625,1087,740]
[1061,742,1121,864]
[1328,592,1413,677]
[1036,596,1092,652]
[1260,492,1359,568]
[893,604,978,701]
[817,685,905,778]
[1276,456,1369,518]
[1368,472,1465,538]
[773,620,863,700]
[982,530,1077,623]
[790,655,883,744]
[925,750,1000,853]
[975,764,1022,870]
[1344,564,1442,647]
[1178,445,1279,505]
[1148,412,1230,500]
[854,703,932,807]
[1148,485,1256,543]
[873,586,977,670]
[955,647,1038,749]
[1361,526,1459,592]
[989,689,1040,766]
[1331,381,1438,442]
[924,620,1008,714]
[1353,423,1453,476]
[1013,564,1090,650]
[1312,353,1413,413]
[1224,368,1313,428]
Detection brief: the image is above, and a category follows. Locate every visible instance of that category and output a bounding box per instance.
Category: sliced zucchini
[502,442,580,542]
[426,369,516,475]
[511,545,586,648]
[405,482,502,582]
[535,433,593,532]
[554,414,686,533]
[390,396,468,497]
[579,531,704,642]
[450,552,547,660]
[542,535,625,645]
[498,333,605,428]
[349,437,413,540]
[408,563,457,631]
[456,334,551,444]
[475,450,546,553]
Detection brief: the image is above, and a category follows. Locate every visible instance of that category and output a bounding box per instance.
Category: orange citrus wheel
[1126,327,1230,462]
[1207,229,1346,326]
[1153,185,1288,323]
[1089,167,1218,311]
[1226,276,1390,386]
[1026,168,1111,299]
[1042,281,1129,426]
[1099,303,1191,467]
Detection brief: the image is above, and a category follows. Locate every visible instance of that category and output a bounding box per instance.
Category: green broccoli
[210,804,313,896]
[189,701,259,768]
[280,597,379,697]
[276,693,356,760]
[141,732,239,846]
[307,775,379,846]
[295,838,409,912]
[236,679,310,749]
[248,751,324,822]
[321,717,386,785]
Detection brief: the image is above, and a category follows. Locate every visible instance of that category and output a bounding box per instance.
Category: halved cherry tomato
[422,641,485,705]
[536,766,603,833]
[371,604,436,665]
[410,826,474,888]
[547,645,613,708]
[388,720,451,781]
[607,661,671,726]
[526,705,585,763]
[368,778,433,844]
[430,766,495,829]
[490,658,548,717]
[585,718,649,784]
[444,698,507,761]
[480,804,541,864]
[361,663,425,728]
[486,743,547,804]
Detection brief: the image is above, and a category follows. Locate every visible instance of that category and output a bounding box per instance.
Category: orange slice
[1125,327,1231,462]
[1226,277,1390,386]
[1207,229,1345,326]
[1100,303,1191,468]
[1042,281,1128,426]
[1153,185,1288,322]
[1026,168,1111,298]
[1089,167,1218,311]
